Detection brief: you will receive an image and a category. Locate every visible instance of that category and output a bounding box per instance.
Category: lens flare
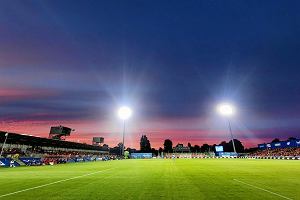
[118,106,132,120]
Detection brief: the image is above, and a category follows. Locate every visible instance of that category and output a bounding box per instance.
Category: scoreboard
[215,146,224,152]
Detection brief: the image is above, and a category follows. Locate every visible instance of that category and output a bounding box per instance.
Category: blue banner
[258,139,300,149]
[19,157,41,166]
[130,153,152,159]
[216,152,238,157]
[0,158,20,167]
[0,158,10,167]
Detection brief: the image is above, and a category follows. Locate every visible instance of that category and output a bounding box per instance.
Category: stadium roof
[0,131,108,152]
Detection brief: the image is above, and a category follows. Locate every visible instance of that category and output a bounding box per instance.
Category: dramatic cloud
[0,1,300,148]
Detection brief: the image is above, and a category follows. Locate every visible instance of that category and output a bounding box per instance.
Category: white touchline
[233,179,293,200]
[0,168,114,198]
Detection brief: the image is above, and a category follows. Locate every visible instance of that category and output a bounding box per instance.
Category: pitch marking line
[0,168,114,198]
[233,179,293,200]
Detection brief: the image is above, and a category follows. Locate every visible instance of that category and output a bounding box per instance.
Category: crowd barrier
[0,158,21,167]
[161,155,300,160]
[131,153,152,159]
[0,156,110,167]
[241,156,300,160]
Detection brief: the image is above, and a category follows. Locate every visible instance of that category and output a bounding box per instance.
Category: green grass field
[0,159,299,200]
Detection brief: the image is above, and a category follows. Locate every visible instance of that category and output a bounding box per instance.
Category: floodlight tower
[217,103,237,153]
[0,132,9,158]
[118,106,132,157]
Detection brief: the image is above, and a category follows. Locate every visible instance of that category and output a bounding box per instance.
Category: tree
[187,142,194,152]
[201,144,210,152]
[219,141,230,152]
[118,142,123,148]
[228,139,245,153]
[163,139,173,153]
[140,135,151,152]
[194,145,200,153]
[158,147,163,153]
[158,147,163,156]
[151,148,158,156]
[118,142,124,155]
[212,144,217,153]
[109,143,124,155]
[271,138,280,143]
[218,139,244,153]
[288,137,296,141]
[244,147,258,153]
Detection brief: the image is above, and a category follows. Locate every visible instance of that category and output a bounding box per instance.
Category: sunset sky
[0,0,300,149]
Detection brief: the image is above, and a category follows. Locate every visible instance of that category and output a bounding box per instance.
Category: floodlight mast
[121,120,125,156]
[118,106,132,157]
[217,103,237,154]
[0,132,9,158]
[227,119,237,153]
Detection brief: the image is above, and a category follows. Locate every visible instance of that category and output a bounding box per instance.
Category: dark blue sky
[0,0,299,147]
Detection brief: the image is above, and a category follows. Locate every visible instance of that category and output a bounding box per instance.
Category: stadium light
[118,106,132,120]
[118,106,132,157]
[217,103,237,153]
[217,103,235,117]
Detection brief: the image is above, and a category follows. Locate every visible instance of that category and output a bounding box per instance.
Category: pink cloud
[0,87,57,102]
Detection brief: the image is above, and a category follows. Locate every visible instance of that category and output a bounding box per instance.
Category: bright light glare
[118,106,132,120]
[217,103,235,116]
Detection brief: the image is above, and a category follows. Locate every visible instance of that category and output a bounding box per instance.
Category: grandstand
[2,130,300,167]
[0,131,109,167]
[246,139,300,160]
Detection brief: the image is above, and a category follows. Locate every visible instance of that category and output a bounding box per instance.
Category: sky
[0,0,300,149]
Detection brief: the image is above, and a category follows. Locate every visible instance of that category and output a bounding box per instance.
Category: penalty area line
[0,168,114,198]
[233,179,293,200]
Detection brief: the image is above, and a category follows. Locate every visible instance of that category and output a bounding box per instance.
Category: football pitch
[0,159,299,200]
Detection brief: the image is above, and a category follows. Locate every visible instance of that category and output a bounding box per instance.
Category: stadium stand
[246,139,300,160]
[0,131,111,167]
[249,147,300,159]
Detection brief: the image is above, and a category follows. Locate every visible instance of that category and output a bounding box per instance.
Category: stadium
[1,1,300,200]
[1,129,299,200]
